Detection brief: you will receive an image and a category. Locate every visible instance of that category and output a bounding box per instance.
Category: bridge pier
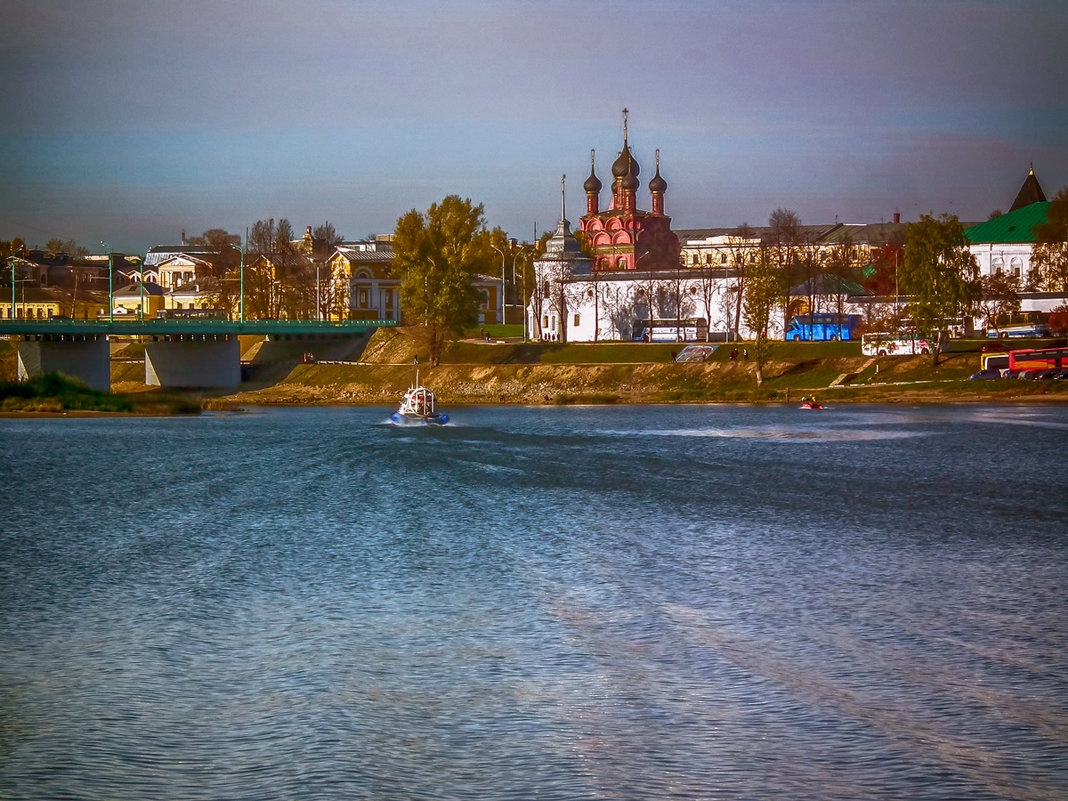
[18,335,111,391]
[145,335,240,388]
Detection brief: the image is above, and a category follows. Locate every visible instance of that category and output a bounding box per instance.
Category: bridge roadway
[0,318,397,337]
[3,318,398,390]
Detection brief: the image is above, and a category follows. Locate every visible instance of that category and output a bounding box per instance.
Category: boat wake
[596,427,923,443]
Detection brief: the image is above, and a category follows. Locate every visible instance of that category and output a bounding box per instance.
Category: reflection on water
[1,404,1067,800]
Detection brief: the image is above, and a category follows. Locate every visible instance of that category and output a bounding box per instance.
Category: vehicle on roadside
[861,332,946,357]
[1007,346,1068,374]
[987,322,1051,338]
[1018,368,1049,380]
[979,353,1011,373]
[633,318,706,343]
[784,313,861,341]
[969,368,1002,380]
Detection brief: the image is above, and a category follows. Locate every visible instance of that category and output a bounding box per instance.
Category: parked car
[1018,368,1049,380]
[969,368,1002,380]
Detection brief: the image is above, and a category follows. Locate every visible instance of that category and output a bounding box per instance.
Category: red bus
[1008,347,1068,372]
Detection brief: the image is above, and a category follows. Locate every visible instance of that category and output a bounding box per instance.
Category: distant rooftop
[965,202,1050,245]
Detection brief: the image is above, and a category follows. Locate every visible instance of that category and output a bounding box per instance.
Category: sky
[2,0,1066,254]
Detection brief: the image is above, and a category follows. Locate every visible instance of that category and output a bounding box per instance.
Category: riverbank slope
[205,328,1068,406]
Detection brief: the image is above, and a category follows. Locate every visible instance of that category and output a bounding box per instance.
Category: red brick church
[580,109,681,272]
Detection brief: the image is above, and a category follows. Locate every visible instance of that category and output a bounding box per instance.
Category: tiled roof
[965,202,1050,244]
[676,224,841,244]
[335,249,394,263]
[113,282,166,297]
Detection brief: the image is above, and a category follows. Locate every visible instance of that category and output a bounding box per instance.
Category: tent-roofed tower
[579,110,679,272]
[1010,165,1047,212]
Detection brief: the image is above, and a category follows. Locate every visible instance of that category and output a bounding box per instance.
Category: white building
[528,215,758,342]
[965,169,1050,285]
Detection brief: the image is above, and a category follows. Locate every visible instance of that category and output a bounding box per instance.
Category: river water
[1,403,1067,800]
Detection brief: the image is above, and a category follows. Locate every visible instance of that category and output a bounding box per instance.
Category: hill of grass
[0,372,200,415]
[207,328,1068,407]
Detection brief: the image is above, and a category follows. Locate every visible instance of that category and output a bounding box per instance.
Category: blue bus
[785,313,862,341]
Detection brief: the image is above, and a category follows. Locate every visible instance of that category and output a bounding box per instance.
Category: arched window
[992,256,1004,273]
[1010,257,1023,276]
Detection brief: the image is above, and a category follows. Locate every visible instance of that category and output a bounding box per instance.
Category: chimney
[893,212,900,224]
[181,229,186,244]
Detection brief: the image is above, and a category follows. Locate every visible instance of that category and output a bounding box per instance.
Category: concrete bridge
[1,318,397,391]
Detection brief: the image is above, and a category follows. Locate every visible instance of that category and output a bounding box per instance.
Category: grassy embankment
[6,330,1064,410]
[0,372,200,414]
[0,339,200,414]
[212,326,1068,406]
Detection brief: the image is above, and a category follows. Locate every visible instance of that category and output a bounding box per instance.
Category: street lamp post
[101,241,113,324]
[490,242,506,327]
[514,250,529,342]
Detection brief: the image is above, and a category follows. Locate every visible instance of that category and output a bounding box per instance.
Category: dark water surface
[1,404,1067,800]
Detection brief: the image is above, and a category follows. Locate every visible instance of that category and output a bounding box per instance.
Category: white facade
[528,267,784,343]
[156,255,212,290]
[968,242,1036,282]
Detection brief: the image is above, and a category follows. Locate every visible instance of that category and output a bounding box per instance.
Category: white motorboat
[391,374,448,424]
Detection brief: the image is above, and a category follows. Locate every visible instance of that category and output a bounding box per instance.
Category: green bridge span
[0,319,398,337]
[4,319,398,390]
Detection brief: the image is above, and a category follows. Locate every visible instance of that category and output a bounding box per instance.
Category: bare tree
[725,224,756,341]
[767,209,805,332]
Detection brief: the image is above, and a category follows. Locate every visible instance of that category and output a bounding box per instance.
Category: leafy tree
[1048,304,1068,337]
[742,246,778,385]
[977,272,1021,336]
[0,239,25,261]
[45,238,89,257]
[186,228,241,248]
[184,229,241,280]
[393,195,493,365]
[899,213,980,364]
[312,221,344,250]
[1031,186,1068,294]
[864,238,905,296]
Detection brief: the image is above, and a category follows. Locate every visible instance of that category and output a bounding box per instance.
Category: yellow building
[328,242,399,321]
[112,281,167,318]
[0,286,108,320]
[328,238,505,323]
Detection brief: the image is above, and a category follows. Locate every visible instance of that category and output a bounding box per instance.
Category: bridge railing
[0,319,400,336]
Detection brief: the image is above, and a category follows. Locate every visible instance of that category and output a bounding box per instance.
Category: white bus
[861,332,946,357]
